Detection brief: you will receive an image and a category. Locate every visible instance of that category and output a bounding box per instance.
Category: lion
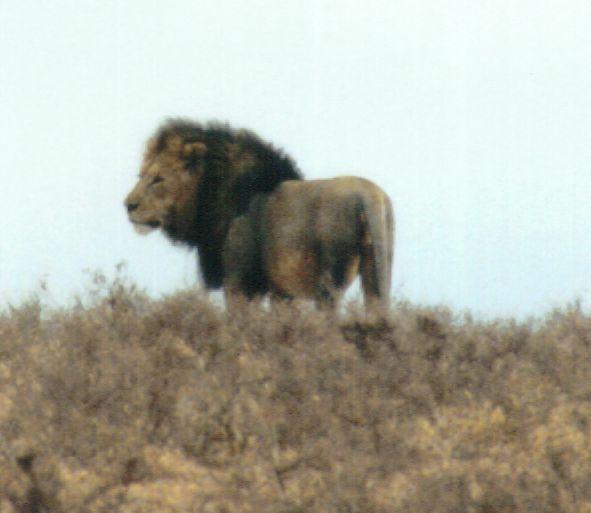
[223,177,394,309]
[124,119,303,289]
[125,119,394,309]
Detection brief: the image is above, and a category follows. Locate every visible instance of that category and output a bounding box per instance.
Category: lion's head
[124,119,302,288]
[125,131,207,238]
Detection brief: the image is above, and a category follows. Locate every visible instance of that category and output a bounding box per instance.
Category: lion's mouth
[132,220,161,235]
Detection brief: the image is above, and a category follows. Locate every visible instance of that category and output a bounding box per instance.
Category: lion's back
[259,177,388,298]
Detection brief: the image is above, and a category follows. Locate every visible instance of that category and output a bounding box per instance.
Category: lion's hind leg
[313,275,342,311]
[313,244,358,311]
[358,191,394,311]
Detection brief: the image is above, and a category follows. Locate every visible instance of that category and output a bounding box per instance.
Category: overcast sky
[2,0,590,318]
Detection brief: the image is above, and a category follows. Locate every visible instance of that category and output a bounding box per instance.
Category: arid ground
[2,271,591,512]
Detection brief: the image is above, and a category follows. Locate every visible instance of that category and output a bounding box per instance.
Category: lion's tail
[358,186,394,309]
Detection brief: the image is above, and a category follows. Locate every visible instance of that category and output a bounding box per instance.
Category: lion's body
[224,177,394,309]
[125,120,394,309]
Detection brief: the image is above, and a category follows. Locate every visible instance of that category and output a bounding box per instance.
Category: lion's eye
[150,176,164,186]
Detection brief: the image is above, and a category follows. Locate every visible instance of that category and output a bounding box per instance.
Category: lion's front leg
[223,215,268,309]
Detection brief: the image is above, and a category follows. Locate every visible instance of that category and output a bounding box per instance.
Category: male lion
[125,119,394,309]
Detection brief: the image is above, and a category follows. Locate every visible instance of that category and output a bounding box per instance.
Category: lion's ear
[182,141,207,158]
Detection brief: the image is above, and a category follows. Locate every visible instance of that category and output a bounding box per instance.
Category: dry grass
[2,270,591,512]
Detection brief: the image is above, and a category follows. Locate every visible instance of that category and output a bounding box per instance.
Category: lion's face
[124,136,207,235]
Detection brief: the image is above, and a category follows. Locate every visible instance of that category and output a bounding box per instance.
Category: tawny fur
[125,119,302,289]
[224,176,394,309]
[125,119,394,309]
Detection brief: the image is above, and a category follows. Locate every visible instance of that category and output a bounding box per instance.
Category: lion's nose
[126,201,139,213]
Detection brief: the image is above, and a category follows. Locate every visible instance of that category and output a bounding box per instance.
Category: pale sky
[2,0,590,318]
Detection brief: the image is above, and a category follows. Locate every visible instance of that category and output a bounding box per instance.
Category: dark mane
[155,118,303,289]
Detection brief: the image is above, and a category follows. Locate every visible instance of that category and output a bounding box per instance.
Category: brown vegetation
[2,271,591,512]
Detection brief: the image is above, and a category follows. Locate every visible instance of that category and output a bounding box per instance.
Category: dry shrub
[1,274,591,512]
